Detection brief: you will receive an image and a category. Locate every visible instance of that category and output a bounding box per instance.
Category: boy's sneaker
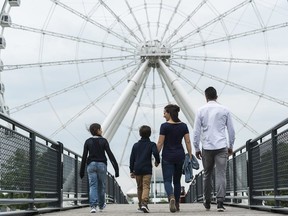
[217,201,225,212]
[90,206,96,213]
[137,207,144,212]
[141,204,150,213]
[203,201,211,211]
[99,203,106,212]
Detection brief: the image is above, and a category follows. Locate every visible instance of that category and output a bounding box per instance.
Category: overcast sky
[1,0,288,193]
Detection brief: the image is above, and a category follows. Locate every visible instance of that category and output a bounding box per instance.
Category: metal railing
[185,118,288,214]
[0,113,127,215]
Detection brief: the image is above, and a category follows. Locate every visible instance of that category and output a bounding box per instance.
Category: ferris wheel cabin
[0,60,3,72]
[8,0,21,7]
[0,37,6,49]
[0,14,12,27]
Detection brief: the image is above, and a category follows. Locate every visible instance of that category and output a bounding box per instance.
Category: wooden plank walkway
[39,203,286,216]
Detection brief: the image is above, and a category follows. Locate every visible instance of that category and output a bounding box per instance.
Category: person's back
[196,101,232,150]
[160,122,187,162]
[80,123,119,213]
[131,138,159,175]
[157,104,192,213]
[129,125,160,213]
[193,86,235,212]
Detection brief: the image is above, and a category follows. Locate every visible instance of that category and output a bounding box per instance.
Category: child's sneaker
[99,203,106,212]
[90,206,96,213]
[137,207,144,212]
[141,204,150,213]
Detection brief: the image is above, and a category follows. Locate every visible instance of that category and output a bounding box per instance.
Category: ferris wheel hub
[139,40,171,68]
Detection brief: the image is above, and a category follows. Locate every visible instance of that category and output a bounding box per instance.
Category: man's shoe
[141,204,150,213]
[90,206,96,213]
[203,201,211,211]
[217,201,225,212]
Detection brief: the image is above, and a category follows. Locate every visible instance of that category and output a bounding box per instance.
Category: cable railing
[0,113,127,215]
[185,118,288,214]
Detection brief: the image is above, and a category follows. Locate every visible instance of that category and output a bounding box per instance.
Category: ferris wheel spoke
[9,61,137,113]
[125,0,146,41]
[206,1,231,46]
[164,0,207,44]
[172,54,288,66]
[11,24,134,53]
[169,0,251,47]
[50,0,138,48]
[160,0,181,42]
[251,1,265,28]
[143,0,152,40]
[3,55,135,71]
[173,22,288,52]
[155,0,163,37]
[99,0,142,43]
[171,60,288,107]
[230,111,259,136]
[169,66,201,93]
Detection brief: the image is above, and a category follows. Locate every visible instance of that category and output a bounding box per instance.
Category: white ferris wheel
[1,0,288,193]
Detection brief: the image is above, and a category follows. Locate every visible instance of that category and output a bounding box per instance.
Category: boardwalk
[39,203,286,216]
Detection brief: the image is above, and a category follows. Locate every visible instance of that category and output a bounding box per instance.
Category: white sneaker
[90,206,96,213]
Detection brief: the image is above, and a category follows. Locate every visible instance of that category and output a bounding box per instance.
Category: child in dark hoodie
[129,125,160,213]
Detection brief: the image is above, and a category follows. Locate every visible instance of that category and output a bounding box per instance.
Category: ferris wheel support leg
[102,60,150,142]
[158,59,195,127]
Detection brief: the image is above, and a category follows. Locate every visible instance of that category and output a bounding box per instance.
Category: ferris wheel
[1,0,288,193]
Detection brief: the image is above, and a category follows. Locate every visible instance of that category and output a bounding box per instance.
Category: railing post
[29,132,36,210]
[57,141,64,208]
[232,152,237,204]
[271,129,280,207]
[75,155,79,206]
[246,139,253,206]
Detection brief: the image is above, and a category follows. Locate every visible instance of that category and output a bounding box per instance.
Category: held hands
[154,161,159,167]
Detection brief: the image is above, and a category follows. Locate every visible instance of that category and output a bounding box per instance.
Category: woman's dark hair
[164,104,181,122]
[205,86,218,100]
[139,125,151,138]
[89,123,101,136]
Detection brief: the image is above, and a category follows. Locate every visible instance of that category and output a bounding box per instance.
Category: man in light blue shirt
[193,86,235,212]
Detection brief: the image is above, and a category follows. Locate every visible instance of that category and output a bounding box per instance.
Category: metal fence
[185,118,288,214]
[0,113,127,215]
